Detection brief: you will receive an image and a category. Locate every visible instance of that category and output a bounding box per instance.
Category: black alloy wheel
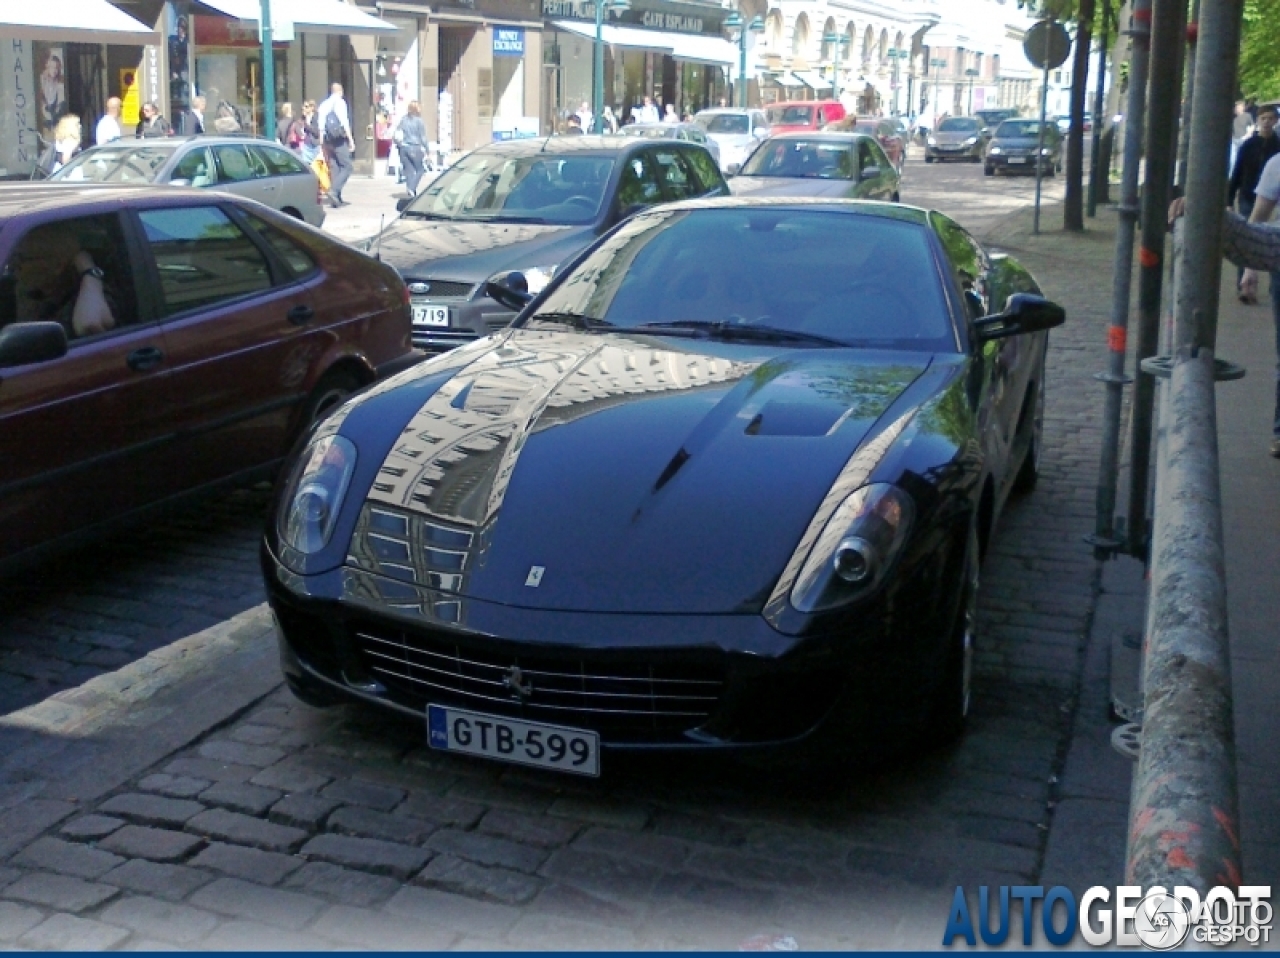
[301,368,361,427]
[1012,352,1046,494]
[924,523,979,745]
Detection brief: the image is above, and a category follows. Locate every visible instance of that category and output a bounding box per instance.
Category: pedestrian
[51,114,82,173]
[393,100,428,196]
[575,100,593,134]
[663,103,678,124]
[1229,103,1280,303]
[95,96,122,145]
[601,105,618,134]
[299,100,320,163]
[184,94,206,135]
[212,100,240,134]
[1231,100,1254,175]
[135,102,171,138]
[562,114,584,135]
[275,102,297,148]
[317,82,353,207]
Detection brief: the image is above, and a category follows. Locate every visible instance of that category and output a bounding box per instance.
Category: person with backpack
[393,101,428,196]
[317,82,353,207]
[276,102,302,151]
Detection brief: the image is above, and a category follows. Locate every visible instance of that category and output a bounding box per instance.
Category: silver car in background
[51,136,325,227]
[616,122,721,166]
[693,108,769,172]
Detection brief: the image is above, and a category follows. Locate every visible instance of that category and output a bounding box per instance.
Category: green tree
[1239,0,1280,101]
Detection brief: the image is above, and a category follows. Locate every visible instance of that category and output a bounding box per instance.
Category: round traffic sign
[1024,20,1071,70]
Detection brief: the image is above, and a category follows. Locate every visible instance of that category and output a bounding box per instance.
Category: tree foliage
[1239,0,1280,101]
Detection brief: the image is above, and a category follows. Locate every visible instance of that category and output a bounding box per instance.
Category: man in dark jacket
[1228,103,1279,301]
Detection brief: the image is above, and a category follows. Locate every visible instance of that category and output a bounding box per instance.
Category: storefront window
[376,16,420,160]
[193,15,287,137]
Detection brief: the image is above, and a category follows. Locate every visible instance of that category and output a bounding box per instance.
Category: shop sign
[194,14,288,48]
[0,39,39,177]
[542,0,596,19]
[640,10,703,32]
[493,27,525,56]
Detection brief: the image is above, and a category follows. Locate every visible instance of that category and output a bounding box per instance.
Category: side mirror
[0,321,68,368]
[859,166,881,182]
[725,163,741,177]
[395,196,412,213]
[974,293,1066,342]
[484,272,533,312]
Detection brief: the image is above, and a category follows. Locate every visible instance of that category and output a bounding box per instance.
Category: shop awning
[665,32,737,66]
[551,19,674,55]
[0,0,157,43]
[792,70,832,91]
[770,72,804,88]
[191,0,396,34]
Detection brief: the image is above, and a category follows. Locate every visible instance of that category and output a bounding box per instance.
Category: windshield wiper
[629,321,846,347]
[529,311,614,331]
[400,210,454,220]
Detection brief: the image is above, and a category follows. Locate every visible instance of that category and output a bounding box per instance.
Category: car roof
[473,136,668,158]
[769,100,843,109]
[79,135,283,151]
[695,108,757,116]
[637,194,932,226]
[0,182,228,220]
[765,131,870,143]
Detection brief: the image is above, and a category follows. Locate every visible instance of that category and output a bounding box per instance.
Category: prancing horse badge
[525,566,545,587]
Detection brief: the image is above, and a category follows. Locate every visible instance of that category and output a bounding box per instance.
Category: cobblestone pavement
[0,165,1138,949]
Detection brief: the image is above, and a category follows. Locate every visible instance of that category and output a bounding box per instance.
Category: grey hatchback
[51,137,325,227]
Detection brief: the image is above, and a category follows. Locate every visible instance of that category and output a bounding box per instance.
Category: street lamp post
[928,57,947,120]
[260,0,275,137]
[724,11,765,109]
[821,29,850,106]
[593,0,629,132]
[964,67,979,115]
[886,48,906,115]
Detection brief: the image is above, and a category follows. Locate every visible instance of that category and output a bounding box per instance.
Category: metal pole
[1125,0,1187,559]
[1175,0,1201,191]
[261,0,274,139]
[739,33,748,108]
[832,39,841,105]
[593,0,605,133]
[1088,0,1111,218]
[1174,0,1243,351]
[1090,0,1150,558]
[1033,21,1051,236]
[1125,347,1240,894]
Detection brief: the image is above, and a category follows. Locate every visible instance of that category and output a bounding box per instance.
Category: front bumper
[927,144,982,159]
[987,153,1053,173]
[262,543,940,755]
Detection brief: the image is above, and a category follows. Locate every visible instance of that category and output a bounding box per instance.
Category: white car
[693,108,770,172]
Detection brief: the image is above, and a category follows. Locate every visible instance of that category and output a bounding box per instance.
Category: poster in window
[167,4,191,123]
[33,43,67,138]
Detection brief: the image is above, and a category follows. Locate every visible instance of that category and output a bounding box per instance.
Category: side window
[171,147,217,188]
[1,213,139,341]
[616,151,663,209]
[240,211,317,281]
[254,145,308,176]
[932,213,989,317]
[817,108,826,126]
[683,147,724,195]
[213,145,263,183]
[858,140,878,173]
[653,149,698,201]
[138,206,272,316]
[870,141,892,171]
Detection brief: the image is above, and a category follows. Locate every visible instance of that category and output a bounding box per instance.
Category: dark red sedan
[0,184,418,571]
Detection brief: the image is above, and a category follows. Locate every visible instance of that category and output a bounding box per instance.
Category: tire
[924,524,978,745]
[891,191,900,203]
[984,164,994,177]
[925,154,935,164]
[1012,353,1046,494]
[301,369,361,429]
[281,207,305,220]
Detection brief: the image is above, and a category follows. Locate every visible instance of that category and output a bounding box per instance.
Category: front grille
[407,279,475,300]
[351,625,726,742]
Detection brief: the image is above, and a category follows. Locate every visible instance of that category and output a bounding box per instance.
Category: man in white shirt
[1241,149,1280,456]
[95,97,122,145]
[317,82,354,206]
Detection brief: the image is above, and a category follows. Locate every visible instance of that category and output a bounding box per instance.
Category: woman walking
[393,101,429,196]
[299,101,321,163]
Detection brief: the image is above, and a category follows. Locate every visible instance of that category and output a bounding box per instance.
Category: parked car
[50,136,326,227]
[617,122,721,166]
[975,108,1019,137]
[693,108,770,172]
[370,136,728,352]
[263,197,1065,773]
[984,119,1063,177]
[826,116,908,171]
[0,184,416,572]
[727,132,900,202]
[925,116,988,163]
[765,100,848,134]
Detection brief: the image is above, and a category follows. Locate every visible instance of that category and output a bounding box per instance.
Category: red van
[765,100,848,134]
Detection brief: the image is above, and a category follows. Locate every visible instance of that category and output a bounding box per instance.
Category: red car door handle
[287,304,315,325]
[127,346,164,371]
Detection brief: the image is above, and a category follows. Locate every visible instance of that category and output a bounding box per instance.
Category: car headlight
[490,265,558,297]
[964,136,978,146]
[927,136,937,146]
[1041,147,1053,156]
[279,435,358,555]
[988,146,1002,155]
[789,483,915,613]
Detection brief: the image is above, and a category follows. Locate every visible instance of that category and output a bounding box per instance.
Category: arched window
[862,25,874,66]
[792,13,810,60]
[764,9,783,52]
[820,17,837,61]
[878,29,888,65]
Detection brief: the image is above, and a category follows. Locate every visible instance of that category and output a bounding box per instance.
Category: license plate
[1007,157,1028,164]
[427,704,600,777]
[412,305,450,327]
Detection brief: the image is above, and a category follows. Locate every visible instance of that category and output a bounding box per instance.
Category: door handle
[287,304,315,325]
[127,346,164,372]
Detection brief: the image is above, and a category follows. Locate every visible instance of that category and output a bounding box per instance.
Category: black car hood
[376,217,597,283]
[346,328,933,615]
[728,176,854,198]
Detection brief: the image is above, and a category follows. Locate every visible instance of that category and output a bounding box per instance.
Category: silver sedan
[616,122,721,166]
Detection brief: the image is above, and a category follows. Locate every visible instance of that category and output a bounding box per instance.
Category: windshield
[402,152,615,224]
[938,118,980,133]
[740,139,855,179]
[995,120,1045,138]
[52,146,172,183]
[768,106,814,125]
[699,113,751,135]
[524,208,954,351]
